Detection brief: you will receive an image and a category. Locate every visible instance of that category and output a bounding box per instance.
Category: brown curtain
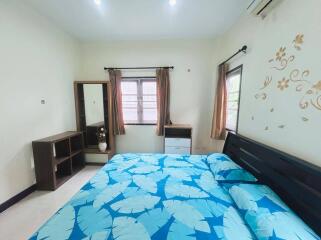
[211,63,229,140]
[156,68,171,136]
[109,69,125,135]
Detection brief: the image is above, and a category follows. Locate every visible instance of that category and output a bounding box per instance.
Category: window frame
[225,65,243,133]
[121,77,157,126]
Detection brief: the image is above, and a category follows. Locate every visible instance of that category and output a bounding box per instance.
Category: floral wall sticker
[277,78,289,91]
[254,76,271,100]
[269,46,295,71]
[253,33,320,130]
[293,34,304,50]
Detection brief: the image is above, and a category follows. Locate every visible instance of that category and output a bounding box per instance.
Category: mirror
[83,84,105,148]
[74,81,115,155]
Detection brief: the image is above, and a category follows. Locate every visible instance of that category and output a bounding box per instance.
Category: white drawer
[165,138,191,147]
[165,146,190,154]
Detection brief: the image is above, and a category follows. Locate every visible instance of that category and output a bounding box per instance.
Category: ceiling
[25,0,249,42]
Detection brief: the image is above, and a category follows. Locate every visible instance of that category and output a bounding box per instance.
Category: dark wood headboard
[223,132,321,235]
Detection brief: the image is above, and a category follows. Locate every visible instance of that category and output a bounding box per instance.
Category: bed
[29,133,321,240]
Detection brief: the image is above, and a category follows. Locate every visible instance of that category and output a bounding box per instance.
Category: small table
[164,124,192,154]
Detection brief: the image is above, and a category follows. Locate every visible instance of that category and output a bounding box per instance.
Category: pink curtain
[109,69,125,135]
[156,68,171,136]
[211,63,229,140]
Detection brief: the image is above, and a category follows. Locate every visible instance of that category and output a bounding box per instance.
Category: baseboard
[0,184,36,213]
[86,162,105,166]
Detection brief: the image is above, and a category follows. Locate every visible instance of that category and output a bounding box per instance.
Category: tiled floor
[0,166,100,240]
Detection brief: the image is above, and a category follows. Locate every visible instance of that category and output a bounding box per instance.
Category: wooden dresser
[32,131,85,190]
[164,124,192,154]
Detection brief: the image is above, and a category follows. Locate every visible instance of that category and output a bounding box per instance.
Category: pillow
[206,153,257,182]
[207,153,232,165]
[228,184,320,240]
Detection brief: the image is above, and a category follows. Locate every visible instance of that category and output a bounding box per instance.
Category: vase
[98,142,107,152]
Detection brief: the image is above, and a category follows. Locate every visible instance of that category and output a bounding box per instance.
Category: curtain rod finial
[241,45,247,53]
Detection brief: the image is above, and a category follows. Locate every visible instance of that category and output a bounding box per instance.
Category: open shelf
[71,149,82,157]
[54,155,70,165]
[164,127,192,139]
[54,139,70,159]
[70,134,83,152]
[72,151,85,174]
[55,158,72,187]
[32,131,84,191]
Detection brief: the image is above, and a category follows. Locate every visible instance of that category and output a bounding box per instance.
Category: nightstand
[164,124,192,154]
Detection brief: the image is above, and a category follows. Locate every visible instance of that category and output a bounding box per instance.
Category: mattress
[29,153,256,240]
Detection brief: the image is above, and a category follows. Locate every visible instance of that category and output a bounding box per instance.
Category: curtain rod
[104,66,174,70]
[221,45,247,65]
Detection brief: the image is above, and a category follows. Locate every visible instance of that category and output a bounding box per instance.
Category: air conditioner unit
[247,0,274,16]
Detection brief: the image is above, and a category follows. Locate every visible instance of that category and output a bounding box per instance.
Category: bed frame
[223,132,321,235]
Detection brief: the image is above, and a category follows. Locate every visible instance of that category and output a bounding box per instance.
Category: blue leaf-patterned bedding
[206,153,257,182]
[225,183,320,240]
[29,154,255,240]
[29,153,320,240]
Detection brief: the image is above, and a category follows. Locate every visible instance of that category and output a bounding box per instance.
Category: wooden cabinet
[32,131,85,190]
[164,124,192,154]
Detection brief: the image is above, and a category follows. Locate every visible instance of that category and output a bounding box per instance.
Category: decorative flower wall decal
[260,76,272,90]
[284,69,321,110]
[289,69,310,84]
[254,76,272,101]
[253,33,319,131]
[310,96,321,110]
[293,34,304,50]
[269,46,295,71]
[277,78,290,90]
[255,93,267,100]
[272,55,295,71]
[286,69,310,93]
[255,33,321,111]
[313,81,321,91]
[276,47,286,61]
[250,107,286,130]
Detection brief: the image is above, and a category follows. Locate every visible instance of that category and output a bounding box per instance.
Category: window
[226,66,242,132]
[121,78,157,124]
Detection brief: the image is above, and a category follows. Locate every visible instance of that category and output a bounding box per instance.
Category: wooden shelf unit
[32,131,85,190]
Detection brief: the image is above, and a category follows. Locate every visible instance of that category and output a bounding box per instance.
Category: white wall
[0,1,79,204]
[215,0,321,167]
[78,40,220,154]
